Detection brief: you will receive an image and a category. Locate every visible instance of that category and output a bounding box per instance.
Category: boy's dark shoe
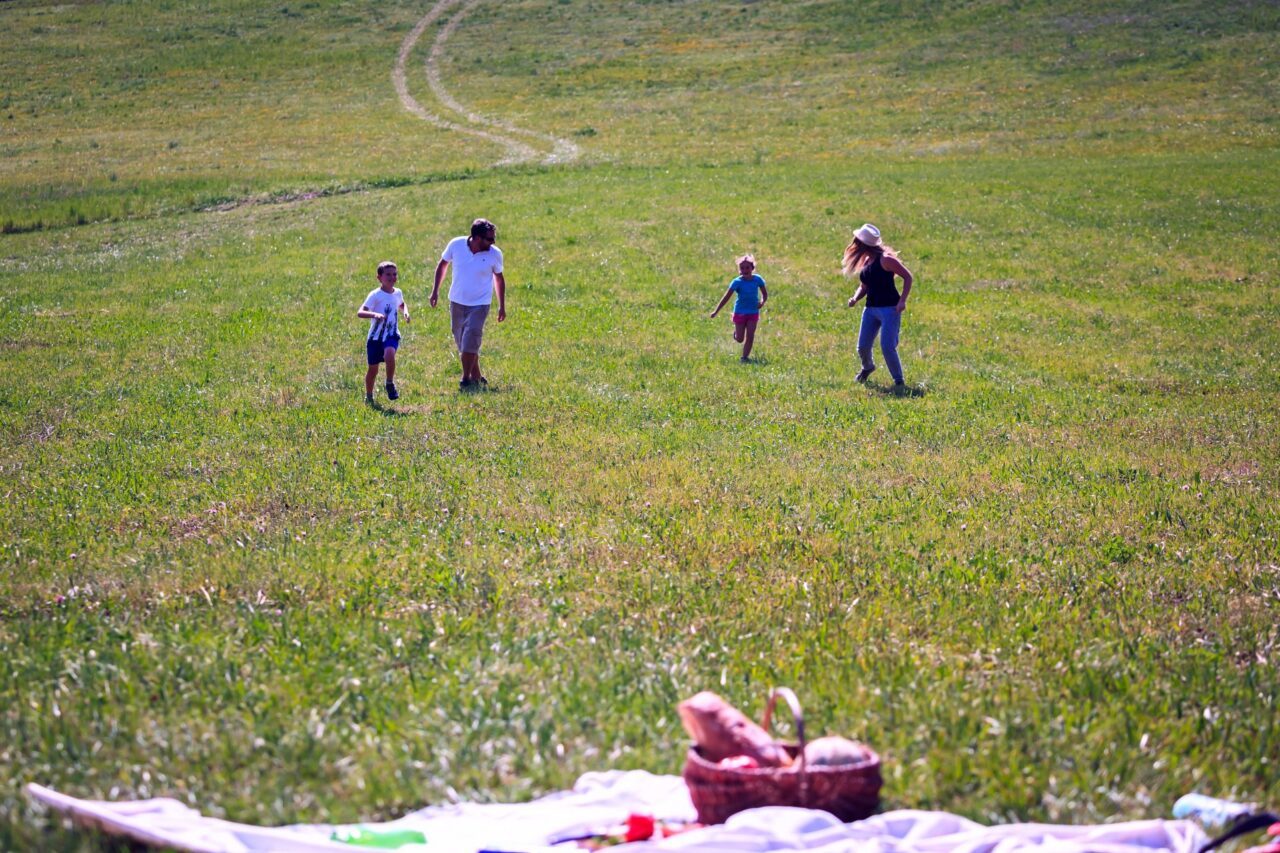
[478,376,488,387]
[460,379,477,391]
[385,381,399,400]
[365,393,374,404]
[856,365,876,383]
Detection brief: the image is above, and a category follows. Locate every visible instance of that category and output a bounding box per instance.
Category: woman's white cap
[854,223,881,246]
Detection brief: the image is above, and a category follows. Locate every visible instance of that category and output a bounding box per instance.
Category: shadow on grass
[871,382,927,398]
[458,383,504,395]
[366,399,416,417]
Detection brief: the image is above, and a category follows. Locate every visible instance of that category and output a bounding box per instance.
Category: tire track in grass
[394,0,580,166]
[393,0,535,163]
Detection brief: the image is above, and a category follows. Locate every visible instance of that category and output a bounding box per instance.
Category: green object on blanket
[330,826,427,848]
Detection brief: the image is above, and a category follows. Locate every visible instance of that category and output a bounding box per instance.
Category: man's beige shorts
[450,302,490,354]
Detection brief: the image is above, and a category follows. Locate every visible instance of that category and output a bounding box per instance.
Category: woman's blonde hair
[842,238,896,277]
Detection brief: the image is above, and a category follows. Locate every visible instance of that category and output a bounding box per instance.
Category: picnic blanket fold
[28,771,1209,853]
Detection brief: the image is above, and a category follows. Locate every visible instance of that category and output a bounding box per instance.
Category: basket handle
[760,686,808,776]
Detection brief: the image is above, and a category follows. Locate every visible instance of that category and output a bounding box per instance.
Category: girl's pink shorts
[732,312,760,329]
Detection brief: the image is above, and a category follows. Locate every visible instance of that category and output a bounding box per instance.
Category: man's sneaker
[385,381,399,400]
[856,365,876,383]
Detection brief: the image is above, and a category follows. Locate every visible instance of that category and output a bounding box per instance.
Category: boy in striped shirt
[357,261,410,402]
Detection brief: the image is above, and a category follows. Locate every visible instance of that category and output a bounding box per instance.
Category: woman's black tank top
[860,255,899,307]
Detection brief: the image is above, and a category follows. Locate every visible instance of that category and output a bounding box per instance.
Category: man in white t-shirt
[430,218,506,390]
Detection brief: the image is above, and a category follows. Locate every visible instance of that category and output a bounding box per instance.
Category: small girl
[709,254,768,362]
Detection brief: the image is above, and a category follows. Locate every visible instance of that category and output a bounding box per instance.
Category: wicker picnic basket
[682,687,882,824]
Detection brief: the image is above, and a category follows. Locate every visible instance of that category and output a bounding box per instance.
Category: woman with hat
[843,223,913,387]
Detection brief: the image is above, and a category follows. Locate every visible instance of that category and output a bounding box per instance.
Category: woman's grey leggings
[857,306,903,383]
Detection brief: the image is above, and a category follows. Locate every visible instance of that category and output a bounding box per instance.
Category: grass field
[2,0,1279,849]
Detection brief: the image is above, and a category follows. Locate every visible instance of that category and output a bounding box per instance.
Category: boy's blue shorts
[367,335,400,365]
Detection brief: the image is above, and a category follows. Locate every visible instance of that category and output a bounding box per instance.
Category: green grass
[1,0,1279,849]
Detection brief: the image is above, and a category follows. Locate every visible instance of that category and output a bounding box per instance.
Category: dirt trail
[394,0,580,166]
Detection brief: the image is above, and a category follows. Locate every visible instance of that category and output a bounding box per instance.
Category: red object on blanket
[624,813,655,842]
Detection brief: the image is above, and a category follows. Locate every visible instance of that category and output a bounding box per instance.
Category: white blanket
[27,771,1208,853]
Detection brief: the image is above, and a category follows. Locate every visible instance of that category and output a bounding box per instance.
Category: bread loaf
[677,691,792,767]
[802,736,872,767]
